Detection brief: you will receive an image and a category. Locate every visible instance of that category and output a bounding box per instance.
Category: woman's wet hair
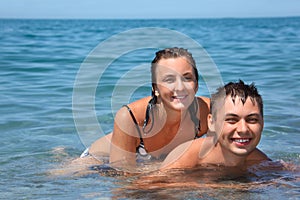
[143,47,200,135]
[210,80,264,119]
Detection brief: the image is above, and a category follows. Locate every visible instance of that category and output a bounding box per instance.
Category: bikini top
[122,105,151,160]
[123,104,200,161]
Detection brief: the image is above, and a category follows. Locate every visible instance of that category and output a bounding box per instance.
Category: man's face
[211,96,264,156]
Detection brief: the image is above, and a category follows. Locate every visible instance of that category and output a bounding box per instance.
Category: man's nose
[236,119,249,133]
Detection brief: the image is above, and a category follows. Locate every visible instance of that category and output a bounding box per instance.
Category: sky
[0,0,300,19]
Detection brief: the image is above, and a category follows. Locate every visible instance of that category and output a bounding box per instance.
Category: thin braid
[188,97,201,136]
[142,96,155,134]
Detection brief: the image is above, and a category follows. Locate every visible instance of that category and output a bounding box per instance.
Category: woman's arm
[88,133,112,156]
[160,140,200,170]
[109,106,140,170]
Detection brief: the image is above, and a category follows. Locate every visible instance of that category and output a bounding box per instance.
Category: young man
[160,80,271,170]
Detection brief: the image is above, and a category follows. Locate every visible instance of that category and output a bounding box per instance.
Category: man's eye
[225,118,238,124]
[247,118,259,123]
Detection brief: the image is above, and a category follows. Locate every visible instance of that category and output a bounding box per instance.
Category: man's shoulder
[247,148,271,162]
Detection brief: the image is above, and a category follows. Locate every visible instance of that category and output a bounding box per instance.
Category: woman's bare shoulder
[115,96,150,117]
[129,96,152,107]
[126,96,152,123]
[196,96,210,108]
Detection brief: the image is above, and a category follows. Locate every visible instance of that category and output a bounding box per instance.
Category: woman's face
[154,57,198,111]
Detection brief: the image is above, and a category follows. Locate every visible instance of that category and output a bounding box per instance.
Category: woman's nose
[174,77,184,91]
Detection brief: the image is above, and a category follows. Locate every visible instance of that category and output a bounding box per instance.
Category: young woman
[82,47,210,171]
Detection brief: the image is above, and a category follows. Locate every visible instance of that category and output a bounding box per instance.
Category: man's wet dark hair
[210,80,263,118]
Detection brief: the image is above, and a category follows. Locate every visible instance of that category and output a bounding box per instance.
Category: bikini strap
[122,105,144,144]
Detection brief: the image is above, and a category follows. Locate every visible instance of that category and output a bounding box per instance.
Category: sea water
[0,17,299,199]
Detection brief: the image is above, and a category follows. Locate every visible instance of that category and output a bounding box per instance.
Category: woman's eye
[183,76,194,82]
[163,77,175,83]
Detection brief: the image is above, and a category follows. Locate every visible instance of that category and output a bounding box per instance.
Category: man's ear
[207,114,215,132]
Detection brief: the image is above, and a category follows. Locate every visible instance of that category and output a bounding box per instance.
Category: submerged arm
[160,140,199,170]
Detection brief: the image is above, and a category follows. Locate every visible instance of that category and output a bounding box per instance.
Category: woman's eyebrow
[161,74,175,78]
[182,73,193,77]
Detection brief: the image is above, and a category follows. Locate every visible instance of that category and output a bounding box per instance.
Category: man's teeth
[233,139,250,143]
[175,96,185,99]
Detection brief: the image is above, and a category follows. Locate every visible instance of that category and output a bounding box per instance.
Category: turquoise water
[0,18,299,199]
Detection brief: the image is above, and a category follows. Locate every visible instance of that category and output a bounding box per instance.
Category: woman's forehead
[155,58,193,73]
